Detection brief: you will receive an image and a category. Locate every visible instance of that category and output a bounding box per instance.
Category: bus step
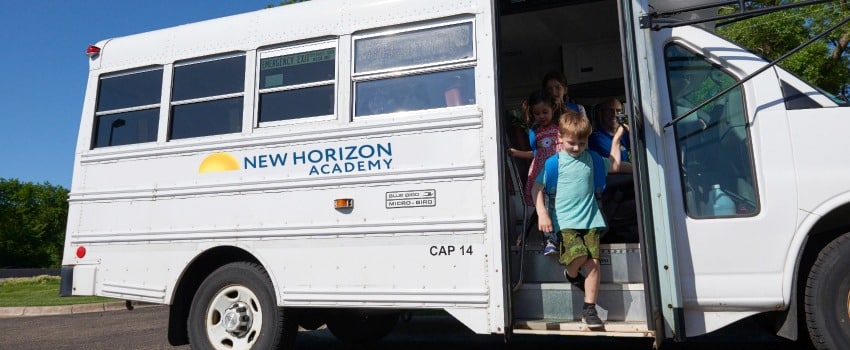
[512,319,653,337]
[512,282,646,322]
[511,243,643,284]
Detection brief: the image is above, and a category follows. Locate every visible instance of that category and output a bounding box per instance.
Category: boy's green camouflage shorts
[558,228,599,266]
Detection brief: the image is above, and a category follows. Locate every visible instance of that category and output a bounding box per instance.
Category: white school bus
[60,0,850,349]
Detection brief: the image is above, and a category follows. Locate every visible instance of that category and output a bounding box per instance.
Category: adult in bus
[589,98,631,166]
[542,70,586,118]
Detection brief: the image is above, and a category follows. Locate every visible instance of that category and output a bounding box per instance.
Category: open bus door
[625,0,797,341]
[629,0,849,344]
[497,0,660,341]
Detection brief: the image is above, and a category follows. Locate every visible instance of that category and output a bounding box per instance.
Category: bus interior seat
[600,173,639,243]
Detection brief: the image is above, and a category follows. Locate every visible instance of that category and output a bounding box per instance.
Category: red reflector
[86,45,100,58]
[76,246,87,259]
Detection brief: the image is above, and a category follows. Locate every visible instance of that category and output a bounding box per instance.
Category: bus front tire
[326,310,399,345]
[187,262,296,350]
[804,232,850,350]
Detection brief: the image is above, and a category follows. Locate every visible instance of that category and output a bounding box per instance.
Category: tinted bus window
[170,97,243,140]
[96,68,163,111]
[172,55,246,101]
[170,55,245,139]
[92,68,163,148]
[92,109,159,148]
[260,85,334,122]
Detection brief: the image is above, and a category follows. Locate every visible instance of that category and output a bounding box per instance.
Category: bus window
[92,67,162,148]
[665,44,759,218]
[257,42,336,124]
[353,21,476,117]
[169,54,245,140]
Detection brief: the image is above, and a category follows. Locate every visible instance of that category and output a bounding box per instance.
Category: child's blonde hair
[558,109,592,140]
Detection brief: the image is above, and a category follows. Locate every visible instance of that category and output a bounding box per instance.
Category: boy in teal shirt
[531,110,629,329]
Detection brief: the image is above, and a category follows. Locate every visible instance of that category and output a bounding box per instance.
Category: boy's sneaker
[582,307,604,329]
[543,241,558,256]
[563,270,586,292]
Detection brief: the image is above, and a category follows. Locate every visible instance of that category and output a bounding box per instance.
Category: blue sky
[0,0,273,188]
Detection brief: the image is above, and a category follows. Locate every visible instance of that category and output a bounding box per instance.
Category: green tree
[717,0,850,99]
[0,179,69,268]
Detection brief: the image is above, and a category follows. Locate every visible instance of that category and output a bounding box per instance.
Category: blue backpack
[542,150,607,198]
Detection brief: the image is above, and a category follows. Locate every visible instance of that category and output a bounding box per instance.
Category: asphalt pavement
[0,299,805,350]
[0,305,804,350]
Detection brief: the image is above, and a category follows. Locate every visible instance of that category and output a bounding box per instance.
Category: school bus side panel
[62,0,508,335]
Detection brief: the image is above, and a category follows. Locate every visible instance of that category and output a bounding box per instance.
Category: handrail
[504,138,532,293]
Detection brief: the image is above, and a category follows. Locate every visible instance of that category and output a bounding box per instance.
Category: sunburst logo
[199,152,240,173]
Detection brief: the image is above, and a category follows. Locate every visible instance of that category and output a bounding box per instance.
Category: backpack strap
[588,150,607,195]
[528,127,537,156]
[543,153,559,195]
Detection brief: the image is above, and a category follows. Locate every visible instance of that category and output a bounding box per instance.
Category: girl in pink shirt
[508,90,562,255]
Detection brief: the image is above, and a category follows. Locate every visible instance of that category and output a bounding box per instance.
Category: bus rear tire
[188,262,296,350]
[326,310,399,345]
[804,232,850,350]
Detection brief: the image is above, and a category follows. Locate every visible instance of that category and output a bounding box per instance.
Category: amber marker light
[334,198,354,209]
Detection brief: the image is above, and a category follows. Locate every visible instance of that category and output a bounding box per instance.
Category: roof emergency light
[86,45,101,58]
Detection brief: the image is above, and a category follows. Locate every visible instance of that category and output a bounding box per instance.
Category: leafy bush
[0,178,69,268]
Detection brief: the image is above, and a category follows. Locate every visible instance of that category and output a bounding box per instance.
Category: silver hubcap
[223,302,253,336]
[206,285,263,350]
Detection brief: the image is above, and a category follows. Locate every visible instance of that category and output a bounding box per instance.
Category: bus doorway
[497,0,649,336]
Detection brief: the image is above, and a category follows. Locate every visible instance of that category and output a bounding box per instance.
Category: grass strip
[0,275,114,307]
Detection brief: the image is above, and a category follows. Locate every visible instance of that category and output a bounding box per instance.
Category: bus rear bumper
[59,264,97,296]
[59,266,74,296]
